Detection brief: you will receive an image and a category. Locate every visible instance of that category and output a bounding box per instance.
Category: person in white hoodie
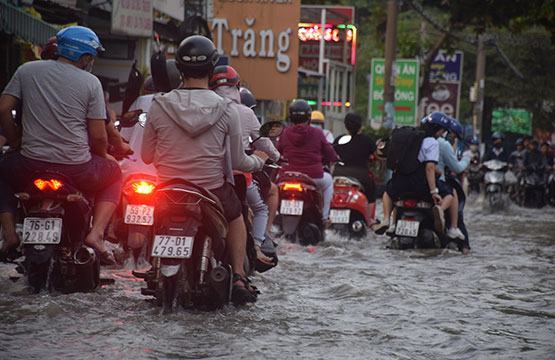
[141,35,268,305]
[210,66,280,267]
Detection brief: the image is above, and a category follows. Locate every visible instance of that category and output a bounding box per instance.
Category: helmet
[515,138,524,146]
[448,118,464,139]
[239,87,257,109]
[56,26,104,62]
[209,65,240,89]
[420,111,452,130]
[491,132,504,141]
[41,36,58,60]
[166,60,182,90]
[289,99,312,124]
[175,35,219,74]
[311,110,325,124]
[468,136,480,145]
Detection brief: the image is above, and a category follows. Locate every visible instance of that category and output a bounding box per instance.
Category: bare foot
[256,246,274,265]
[84,231,107,253]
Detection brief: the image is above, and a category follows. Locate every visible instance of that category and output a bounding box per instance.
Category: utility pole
[472,33,486,142]
[383,0,398,128]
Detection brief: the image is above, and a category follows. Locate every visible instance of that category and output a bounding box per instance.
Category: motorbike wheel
[26,260,50,293]
[298,223,322,246]
[348,214,367,240]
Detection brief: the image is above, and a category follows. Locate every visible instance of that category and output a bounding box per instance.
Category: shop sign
[369,58,419,126]
[211,0,300,100]
[111,0,153,37]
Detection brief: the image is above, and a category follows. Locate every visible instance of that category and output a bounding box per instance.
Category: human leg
[312,172,333,220]
[246,183,273,264]
[266,183,278,232]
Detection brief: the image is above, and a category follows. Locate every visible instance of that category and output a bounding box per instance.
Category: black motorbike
[466,155,482,194]
[136,179,233,312]
[276,171,324,245]
[547,170,555,207]
[17,171,100,293]
[521,165,547,208]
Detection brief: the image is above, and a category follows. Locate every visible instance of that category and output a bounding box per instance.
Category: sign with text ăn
[111,0,153,37]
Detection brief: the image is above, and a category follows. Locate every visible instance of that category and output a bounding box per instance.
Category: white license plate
[124,204,154,225]
[395,220,420,237]
[329,209,351,224]
[151,235,194,259]
[22,217,62,244]
[280,199,304,215]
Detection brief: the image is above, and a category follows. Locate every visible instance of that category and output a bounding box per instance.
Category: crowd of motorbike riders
[0,26,553,304]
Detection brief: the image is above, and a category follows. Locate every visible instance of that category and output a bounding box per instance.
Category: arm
[0,95,19,147]
[228,108,265,172]
[253,137,281,162]
[87,119,109,157]
[442,140,470,174]
[141,111,157,165]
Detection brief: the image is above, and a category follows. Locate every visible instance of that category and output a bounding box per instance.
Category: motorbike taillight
[403,199,418,208]
[34,178,63,191]
[132,180,155,195]
[282,182,303,192]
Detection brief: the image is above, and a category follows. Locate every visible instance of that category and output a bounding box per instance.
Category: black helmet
[491,132,504,141]
[239,87,256,109]
[175,35,219,76]
[289,99,312,124]
[515,137,524,146]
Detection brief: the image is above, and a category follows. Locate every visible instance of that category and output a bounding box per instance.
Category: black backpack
[386,126,426,175]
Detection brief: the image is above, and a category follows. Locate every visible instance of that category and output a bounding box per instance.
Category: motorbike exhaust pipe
[210,265,228,283]
[209,263,230,304]
[71,246,100,292]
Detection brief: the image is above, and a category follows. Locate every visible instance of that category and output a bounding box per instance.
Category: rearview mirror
[337,134,352,145]
[259,121,284,138]
[138,113,147,127]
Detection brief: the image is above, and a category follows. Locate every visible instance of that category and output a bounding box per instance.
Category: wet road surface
[1,201,554,359]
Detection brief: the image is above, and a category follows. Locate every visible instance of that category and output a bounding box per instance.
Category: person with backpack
[373,112,463,239]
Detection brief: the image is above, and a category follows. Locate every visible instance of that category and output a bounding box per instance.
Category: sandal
[231,273,258,305]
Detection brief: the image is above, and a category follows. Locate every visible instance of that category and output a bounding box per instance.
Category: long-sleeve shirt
[437,137,470,180]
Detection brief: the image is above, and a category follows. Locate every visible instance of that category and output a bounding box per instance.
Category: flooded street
[1,201,554,359]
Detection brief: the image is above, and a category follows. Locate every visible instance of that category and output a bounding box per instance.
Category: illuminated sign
[298,23,353,43]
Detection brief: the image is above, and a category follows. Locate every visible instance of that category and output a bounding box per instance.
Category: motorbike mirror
[337,135,352,145]
[260,121,284,138]
[138,113,147,127]
[119,110,142,128]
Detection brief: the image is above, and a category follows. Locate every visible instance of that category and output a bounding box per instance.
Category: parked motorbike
[136,180,232,312]
[521,165,546,208]
[547,170,555,207]
[330,176,373,238]
[16,171,100,293]
[482,159,509,211]
[276,171,324,245]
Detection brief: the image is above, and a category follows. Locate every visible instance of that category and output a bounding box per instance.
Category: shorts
[210,182,242,222]
[437,179,454,197]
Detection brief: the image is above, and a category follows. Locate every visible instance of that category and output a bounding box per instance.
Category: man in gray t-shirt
[0,26,121,264]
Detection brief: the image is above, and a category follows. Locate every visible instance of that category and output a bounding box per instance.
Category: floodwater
[1,201,554,359]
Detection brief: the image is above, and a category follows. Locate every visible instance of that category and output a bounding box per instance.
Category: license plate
[395,220,420,237]
[280,199,304,215]
[124,204,154,225]
[151,235,194,259]
[22,217,62,244]
[329,209,350,224]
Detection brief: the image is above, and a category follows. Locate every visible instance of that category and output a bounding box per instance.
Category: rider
[483,132,509,162]
[0,26,121,264]
[333,112,377,221]
[141,35,267,305]
[277,99,338,223]
[374,112,457,237]
[508,138,526,169]
[209,65,279,266]
[310,110,334,143]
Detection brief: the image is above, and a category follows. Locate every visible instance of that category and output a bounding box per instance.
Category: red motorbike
[330,176,375,238]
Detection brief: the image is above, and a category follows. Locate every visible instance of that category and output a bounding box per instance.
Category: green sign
[369,58,420,126]
[492,108,532,135]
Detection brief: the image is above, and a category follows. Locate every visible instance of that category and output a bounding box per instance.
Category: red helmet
[41,36,58,60]
[209,65,240,89]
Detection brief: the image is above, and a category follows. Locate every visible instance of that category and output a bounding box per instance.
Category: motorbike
[521,165,547,208]
[16,171,100,293]
[466,155,482,194]
[330,176,373,238]
[276,171,324,245]
[135,179,232,312]
[547,169,555,207]
[482,159,509,211]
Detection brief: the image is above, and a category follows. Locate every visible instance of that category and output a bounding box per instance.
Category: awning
[0,0,58,45]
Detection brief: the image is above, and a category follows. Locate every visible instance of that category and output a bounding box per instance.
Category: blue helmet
[448,118,464,139]
[56,26,104,62]
[468,136,480,145]
[420,111,452,130]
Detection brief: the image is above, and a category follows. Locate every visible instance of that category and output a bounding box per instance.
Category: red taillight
[403,199,418,208]
[131,180,155,195]
[34,178,63,191]
[282,182,303,192]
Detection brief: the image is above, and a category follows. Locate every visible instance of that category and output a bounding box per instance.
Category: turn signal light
[34,178,63,191]
[282,182,303,192]
[132,180,155,195]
